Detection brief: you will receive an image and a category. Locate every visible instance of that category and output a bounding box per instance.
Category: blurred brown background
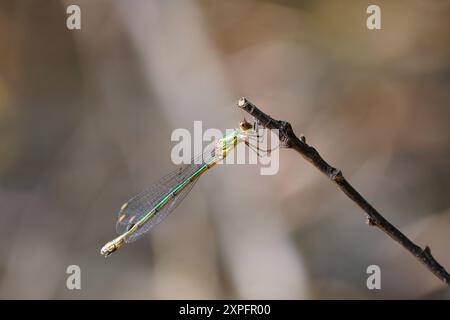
[0,0,449,299]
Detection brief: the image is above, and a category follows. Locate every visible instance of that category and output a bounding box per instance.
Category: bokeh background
[1,0,450,299]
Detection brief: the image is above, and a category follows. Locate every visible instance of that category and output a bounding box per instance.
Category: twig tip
[238,97,247,107]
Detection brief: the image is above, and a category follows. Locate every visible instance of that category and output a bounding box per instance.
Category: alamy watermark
[65,4,381,32]
[66,5,81,30]
[171,121,280,175]
[366,264,381,290]
[366,5,381,30]
[66,264,81,290]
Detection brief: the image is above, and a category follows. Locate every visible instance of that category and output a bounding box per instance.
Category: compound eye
[240,119,252,131]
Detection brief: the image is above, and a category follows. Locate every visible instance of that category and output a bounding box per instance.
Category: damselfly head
[239,118,252,131]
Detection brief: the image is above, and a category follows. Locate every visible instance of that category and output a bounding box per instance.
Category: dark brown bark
[237,97,450,286]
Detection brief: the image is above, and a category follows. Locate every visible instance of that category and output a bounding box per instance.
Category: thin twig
[237,97,450,286]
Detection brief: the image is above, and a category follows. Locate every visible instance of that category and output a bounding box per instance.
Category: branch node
[366,216,377,226]
[330,168,343,182]
[422,246,433,259]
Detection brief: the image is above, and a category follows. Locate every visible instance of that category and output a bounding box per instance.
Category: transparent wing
[115,142,217,235]
[125,176,200,243]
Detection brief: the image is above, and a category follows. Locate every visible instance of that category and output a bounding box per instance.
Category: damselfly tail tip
[100,243,113,257]
[101,238,124,257]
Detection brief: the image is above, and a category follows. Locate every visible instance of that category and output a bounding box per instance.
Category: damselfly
[100,119,270,257]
